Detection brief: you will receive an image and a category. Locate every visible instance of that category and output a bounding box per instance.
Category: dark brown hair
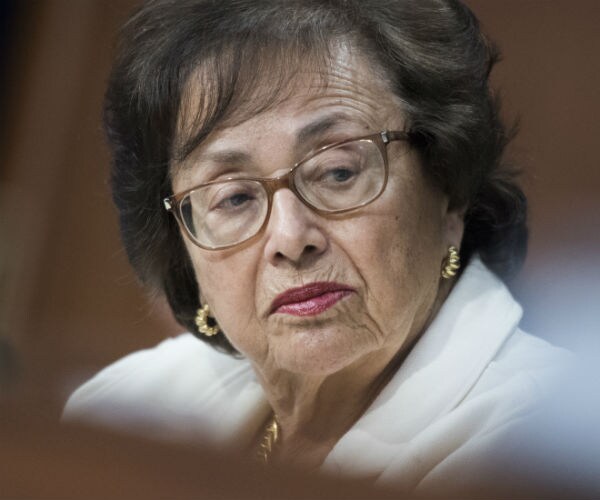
[105,0,527,354]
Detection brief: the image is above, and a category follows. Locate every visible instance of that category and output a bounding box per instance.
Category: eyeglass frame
[163,129,413,251]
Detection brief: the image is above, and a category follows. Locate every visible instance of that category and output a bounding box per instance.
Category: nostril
[273,244,319,263]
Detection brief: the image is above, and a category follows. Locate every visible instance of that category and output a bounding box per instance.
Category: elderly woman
[65,0,568,494]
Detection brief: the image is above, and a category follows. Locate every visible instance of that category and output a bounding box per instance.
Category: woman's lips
[270,282,355,317]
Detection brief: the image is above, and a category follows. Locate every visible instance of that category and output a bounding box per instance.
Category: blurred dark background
[1,0,598,415]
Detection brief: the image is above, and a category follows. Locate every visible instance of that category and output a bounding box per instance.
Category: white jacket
[64,257,570,494]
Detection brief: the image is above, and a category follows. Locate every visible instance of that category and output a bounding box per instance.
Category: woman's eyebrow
[295,112,357,146]
[176,149,252,175]
[171,149,251,182]
[199,149,252,166]
[177,112,361,173]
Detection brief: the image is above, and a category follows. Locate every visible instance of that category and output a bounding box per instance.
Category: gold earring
[195,304,220,337]
[441,246,461,279]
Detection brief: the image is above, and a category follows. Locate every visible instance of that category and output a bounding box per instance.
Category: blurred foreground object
[2,387,599,499]
[0,403,398,500]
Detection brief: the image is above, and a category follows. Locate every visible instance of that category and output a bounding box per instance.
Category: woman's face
[172,50,464,377]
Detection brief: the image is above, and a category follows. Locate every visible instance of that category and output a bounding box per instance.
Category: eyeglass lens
[179,138,386,249]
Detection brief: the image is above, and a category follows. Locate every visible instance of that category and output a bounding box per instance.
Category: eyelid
[294,135,368,173]
[298,131,369,163]
[180,130,374,192]
[307,133,352,152]
[188,167,252,187]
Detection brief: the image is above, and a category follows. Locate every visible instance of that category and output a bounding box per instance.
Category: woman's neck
[253,341,412,468]
[252,281,452,468]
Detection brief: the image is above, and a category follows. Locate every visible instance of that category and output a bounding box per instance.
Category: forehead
[174,44,403,163]
[171,47,404,190]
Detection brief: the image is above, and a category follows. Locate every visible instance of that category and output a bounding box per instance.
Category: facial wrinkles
[185,48,421,370]
[299,80,395,134]
[269,310,386,380]
[199,136,416,365]
[336,160,425,339]
[249,246,388,372]
[172,47,402,187]
[264,261,386,344]
[314,47,402,118]
[264,264,344,318]
[250,101,408,332]
[349,250,406,349]
[311,79,381,114]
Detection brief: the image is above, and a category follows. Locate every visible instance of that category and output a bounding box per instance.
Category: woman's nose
[263,189,328,266]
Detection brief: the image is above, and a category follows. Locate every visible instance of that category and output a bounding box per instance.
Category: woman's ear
[443,203,466,249]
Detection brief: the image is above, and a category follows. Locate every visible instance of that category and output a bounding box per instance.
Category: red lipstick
[270,282,355,316]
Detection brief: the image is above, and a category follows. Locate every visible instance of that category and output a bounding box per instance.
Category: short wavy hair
[105,0,527,354]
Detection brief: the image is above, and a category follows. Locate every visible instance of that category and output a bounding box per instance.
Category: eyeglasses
[164,130,411,250]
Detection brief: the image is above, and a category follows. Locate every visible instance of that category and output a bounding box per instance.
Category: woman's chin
[268,325,378,375]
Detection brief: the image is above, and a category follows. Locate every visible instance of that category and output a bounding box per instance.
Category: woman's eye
[327,167,355,182]
[212,191,255,211]
[316,165,360,186]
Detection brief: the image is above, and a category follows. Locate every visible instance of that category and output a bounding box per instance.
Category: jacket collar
[322,257,522,475]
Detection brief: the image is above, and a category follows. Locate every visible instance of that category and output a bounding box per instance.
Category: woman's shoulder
[479,328,573,391]
[409,330,575,495]
[62,334,264,443]
[454,327,574,429]
[65,334,248,403]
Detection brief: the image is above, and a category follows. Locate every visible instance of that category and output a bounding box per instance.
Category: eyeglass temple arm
[382,130,412,144]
